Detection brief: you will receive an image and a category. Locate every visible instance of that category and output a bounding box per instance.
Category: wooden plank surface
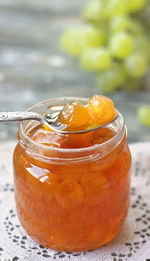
[0,0,150,143]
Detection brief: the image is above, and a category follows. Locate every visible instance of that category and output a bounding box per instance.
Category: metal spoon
[0,110,118,134]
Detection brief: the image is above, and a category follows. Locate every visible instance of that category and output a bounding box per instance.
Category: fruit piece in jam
[86,95,116,126]
[58,101,90,131]
[55,179,84,209]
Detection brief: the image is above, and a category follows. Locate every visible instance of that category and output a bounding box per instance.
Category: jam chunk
[80,172,110,206]
[58,101,90,131]
[26,168,60,200]
[55,179,84,209]
[87,95,116,125]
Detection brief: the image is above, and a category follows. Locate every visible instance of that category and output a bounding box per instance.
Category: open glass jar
[13,97,131,252]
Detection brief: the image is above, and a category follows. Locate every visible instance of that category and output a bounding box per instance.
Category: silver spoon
[0,111,118,134]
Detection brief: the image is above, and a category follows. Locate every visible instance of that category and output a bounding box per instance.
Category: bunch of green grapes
[60,0,150,93]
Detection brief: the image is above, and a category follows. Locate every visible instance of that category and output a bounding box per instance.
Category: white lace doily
[0,142,150,261]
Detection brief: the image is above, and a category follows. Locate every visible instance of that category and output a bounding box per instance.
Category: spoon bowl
[0,109,118,134]
[45,111,118,134]
[0,96,118,134]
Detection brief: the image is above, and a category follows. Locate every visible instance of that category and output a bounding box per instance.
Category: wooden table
[0,0,150,143]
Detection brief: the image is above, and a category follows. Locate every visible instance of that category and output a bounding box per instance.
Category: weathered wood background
[0,0,150,143]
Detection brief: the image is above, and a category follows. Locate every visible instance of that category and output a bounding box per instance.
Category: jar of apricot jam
[13,97,131,252]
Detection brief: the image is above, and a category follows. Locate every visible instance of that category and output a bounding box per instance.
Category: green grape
[130,21,145,36]
[140,7,150,30]
[133,36,150,57]
[82,0,109,22]
[110,15,132,33]
[109,32,133,59]
[137,106,150,127]
[125,53,149,78]
[128,0,147,13]
[60,30,83,56]
[96,63,126,93]
[60,27,106,57]
[106,0,130,18]
[80,47,112,71]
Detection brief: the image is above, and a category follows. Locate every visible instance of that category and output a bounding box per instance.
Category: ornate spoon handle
[0,111,41,122]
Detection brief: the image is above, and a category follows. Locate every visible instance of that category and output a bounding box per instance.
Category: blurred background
[0,0,150,143]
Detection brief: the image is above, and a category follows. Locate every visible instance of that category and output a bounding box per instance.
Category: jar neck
[17,97,127,163]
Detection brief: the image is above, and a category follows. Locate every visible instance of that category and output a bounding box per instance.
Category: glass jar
[13,97,131,252]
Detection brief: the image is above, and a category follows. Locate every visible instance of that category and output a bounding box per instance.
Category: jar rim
[18,97,126,156]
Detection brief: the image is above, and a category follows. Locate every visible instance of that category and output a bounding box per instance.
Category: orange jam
[13,97,131,252]
[58,95,116,131]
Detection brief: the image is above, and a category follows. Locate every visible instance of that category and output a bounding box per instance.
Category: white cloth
[0,142,150,261]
